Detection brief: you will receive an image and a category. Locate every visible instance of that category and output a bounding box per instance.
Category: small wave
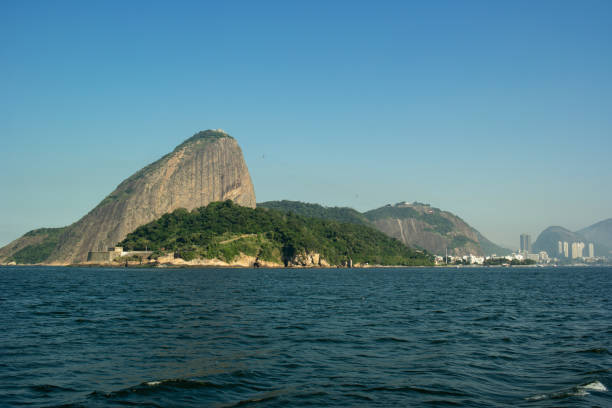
[423,399,462,406]
[376,336,409,343]
[578,348,610,354]
[280,363,301,369]
[526,390,588,401]
[582,369,610,375]
[294,390,329,399]
[340,383,368,389]
[343,392,374,401]
[91,378,232,398]
[274,325,306,330]
[224,394,280,407]
[243,333,268,339]
[313,337,345,344]
[580,380,607,392]
[474,314,502,321]
[29,384,75,393]
[368,385,469,397]
[525,380,607,401]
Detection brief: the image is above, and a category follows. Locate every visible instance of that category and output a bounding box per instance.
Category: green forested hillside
[259,200,510,256]
[119,201,433,266]
[5,227,66,264]
[259,201,370,225]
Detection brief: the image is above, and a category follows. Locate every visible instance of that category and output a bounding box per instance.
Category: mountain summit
[0,130,256,264]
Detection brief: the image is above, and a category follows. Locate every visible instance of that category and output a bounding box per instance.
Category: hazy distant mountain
[532,226,585,258]
[532,222,612,258]
[0,130,256,264]
[260,200,510,256]
[578,219,612,252]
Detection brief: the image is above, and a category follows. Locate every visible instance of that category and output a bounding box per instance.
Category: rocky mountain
[0,130,256,264]
[364,202,509,256]
[259,201,510,256]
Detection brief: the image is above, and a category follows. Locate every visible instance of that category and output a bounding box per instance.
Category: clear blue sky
[1,0,611,249]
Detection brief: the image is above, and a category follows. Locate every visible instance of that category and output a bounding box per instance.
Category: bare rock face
[288,251,326,267]
[365,202,489,256]
[7,130,256,264]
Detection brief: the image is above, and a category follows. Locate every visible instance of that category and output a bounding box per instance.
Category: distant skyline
[1,1,611,250]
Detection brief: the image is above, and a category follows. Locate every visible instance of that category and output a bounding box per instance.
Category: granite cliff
[0,130,256,264]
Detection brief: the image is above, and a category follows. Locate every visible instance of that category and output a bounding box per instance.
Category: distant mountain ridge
[0,130,256,264]
[533,220,612,258]
[259,201,510,256]
[578,219,612,251]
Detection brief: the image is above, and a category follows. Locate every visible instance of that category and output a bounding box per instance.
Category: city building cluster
[434,251,549,266]
[557,240,594,259]
[434,233,602,266]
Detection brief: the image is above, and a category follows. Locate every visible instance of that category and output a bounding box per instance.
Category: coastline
[2,261,606,269]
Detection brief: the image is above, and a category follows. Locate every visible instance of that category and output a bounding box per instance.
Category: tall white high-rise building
[563,241,569,258]
[571,242,585,259]
[558,241,563,255]
[589,243,595,258]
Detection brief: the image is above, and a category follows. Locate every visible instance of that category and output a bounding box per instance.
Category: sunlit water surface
[1,266,610,407]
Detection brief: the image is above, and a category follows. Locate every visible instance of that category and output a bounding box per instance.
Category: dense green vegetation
[119,201,433,266]
[9,227,65,264]
[257,200,511,256]
[259,201,370,225]
[448,235,477,249]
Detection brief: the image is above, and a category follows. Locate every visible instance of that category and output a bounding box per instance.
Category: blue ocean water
[0,266,610,407]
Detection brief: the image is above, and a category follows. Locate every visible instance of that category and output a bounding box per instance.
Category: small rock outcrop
[287,252,328,267]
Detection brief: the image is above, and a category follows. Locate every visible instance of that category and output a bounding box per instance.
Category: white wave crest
[579,381,607,392]
[526,390,588,401]
[526,380,607,401]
